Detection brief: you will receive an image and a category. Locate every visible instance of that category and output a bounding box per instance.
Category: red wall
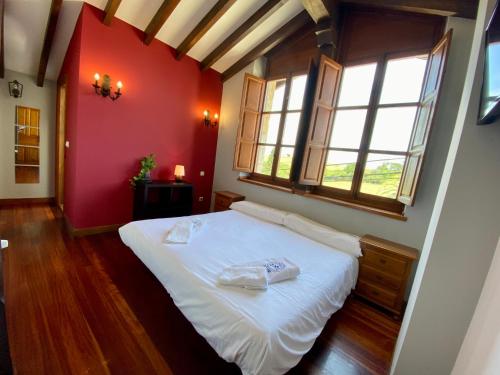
[59,4,222,229]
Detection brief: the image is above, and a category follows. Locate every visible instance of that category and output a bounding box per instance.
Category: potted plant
[130,154,157,187]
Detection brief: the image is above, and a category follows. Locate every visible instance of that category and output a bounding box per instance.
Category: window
[254,74,307,181]
[234,31,451,217]
[321,55,428,205]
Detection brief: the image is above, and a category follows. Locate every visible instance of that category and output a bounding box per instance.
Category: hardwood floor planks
[0,204,400,374]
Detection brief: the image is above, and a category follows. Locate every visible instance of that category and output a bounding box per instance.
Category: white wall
[0,70,56,199]
[391,0,500,373]
[212,18,474,251]
[452,237,500,375]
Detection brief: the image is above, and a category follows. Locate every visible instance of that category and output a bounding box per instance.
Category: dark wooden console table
[133,180,193,220]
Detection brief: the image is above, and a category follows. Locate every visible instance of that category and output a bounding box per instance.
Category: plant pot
[144,171,152,182]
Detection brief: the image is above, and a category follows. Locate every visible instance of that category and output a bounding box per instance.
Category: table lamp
[174,165,185,182]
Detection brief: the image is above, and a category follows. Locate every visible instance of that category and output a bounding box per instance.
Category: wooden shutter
[299,55,342,185]
[233,73,266,172]
[398,30,452,205]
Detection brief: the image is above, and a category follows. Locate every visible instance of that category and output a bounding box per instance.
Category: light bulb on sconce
[92,72,123,101]
[202,109,218,127]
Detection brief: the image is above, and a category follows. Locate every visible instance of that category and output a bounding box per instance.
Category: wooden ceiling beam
[36,0,63,87]
[103,0,122,26]
[301,0,331,22]
[222,11,312,82]
[144,0,181,45]
[176,0,236,60]
[339,0,478,19]
[200,0,284,71]
[0,0,4,79]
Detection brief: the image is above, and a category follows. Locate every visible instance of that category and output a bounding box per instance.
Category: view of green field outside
[259,152,404,199]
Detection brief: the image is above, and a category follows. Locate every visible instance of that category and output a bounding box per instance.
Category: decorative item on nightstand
[214,191,245,212]
[174,165,185,182]
[355,235,418,319]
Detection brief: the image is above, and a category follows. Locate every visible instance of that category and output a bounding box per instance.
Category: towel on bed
[217,266,269,290]
[164,218,203,244]
[248,258,300,284]
[218,258,300,290]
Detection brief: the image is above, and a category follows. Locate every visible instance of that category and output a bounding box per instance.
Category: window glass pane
[277,147,294,179]
[254,146,275,175]
[259,114,280,144]
[379,56,428,104]
[263,79,286,111]
[330,109,367,149]
[282,113,300,145]
[360,153,405,199]
[337,63,377,107]
[288,75,307,110]
[321,151,358,190]
[370,106,416,152]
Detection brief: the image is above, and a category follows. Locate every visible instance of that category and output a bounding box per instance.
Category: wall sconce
[92,73,122,101]
[174,165,185,182]
[203,109,218,127]
[8,80,23,98]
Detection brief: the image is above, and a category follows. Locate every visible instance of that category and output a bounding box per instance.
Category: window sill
[238,177,407,221]
[238,177,294,193]
[301,192,407,221]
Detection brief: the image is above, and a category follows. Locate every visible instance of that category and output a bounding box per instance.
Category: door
[55,80,67,211]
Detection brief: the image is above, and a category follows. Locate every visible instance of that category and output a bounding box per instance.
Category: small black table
[133,180,193,221]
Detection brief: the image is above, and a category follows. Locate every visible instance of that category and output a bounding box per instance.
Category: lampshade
[174,165,185,177]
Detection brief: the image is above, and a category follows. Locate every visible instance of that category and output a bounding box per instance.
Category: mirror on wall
[14,106,40,184]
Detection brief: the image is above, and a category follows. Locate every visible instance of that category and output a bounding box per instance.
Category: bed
[119,208,359,375]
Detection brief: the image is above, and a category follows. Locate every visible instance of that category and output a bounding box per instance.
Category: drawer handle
[379,259,387,264]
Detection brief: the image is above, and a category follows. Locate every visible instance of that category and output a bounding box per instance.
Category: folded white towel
[217,258,300,290]
[217,266,268,290]
[164,218,203,244]
[246,258,300,284]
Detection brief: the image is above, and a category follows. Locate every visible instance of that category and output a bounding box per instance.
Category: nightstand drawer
[359,264,402,291]
[213,203,227,212]
[213,191,245,212]
[356,281,398,309]
[215,196,231,208]
[363,248,407,277]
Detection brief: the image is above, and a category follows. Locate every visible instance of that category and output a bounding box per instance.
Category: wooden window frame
[309,49,431,214]
[249,70,308,187]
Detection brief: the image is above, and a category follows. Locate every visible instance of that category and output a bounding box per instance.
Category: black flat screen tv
[479,1,500,125]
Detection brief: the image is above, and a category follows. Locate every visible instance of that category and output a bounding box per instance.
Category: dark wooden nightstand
[355,235,418,318]
[213,191,245,212]
[133,180,193,220]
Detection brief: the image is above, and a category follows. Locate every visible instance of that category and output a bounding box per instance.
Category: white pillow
[229,201,288,225]
[284,213,362,257]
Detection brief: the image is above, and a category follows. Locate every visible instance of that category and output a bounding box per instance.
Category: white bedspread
[119,210,358,375]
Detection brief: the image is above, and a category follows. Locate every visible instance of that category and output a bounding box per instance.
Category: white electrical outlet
[198,196,204,202]
[200,171,205,176]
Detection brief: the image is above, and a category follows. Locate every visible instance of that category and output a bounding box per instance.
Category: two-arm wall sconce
[92,73,122,101]
[203,109,218,127]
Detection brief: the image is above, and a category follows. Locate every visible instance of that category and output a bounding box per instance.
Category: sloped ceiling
[4,0,303,81]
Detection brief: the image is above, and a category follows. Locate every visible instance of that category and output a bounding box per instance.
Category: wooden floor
[0,204,400,374]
